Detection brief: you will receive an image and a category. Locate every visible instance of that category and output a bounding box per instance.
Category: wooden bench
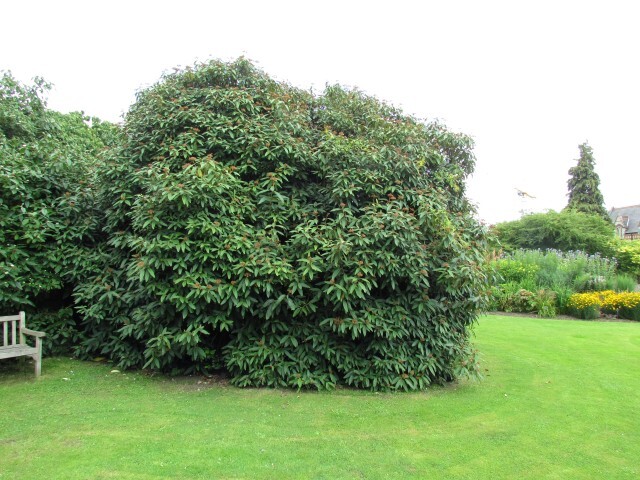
[0,312,46,376]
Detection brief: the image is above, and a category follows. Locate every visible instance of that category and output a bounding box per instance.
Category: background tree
[565,142,610,220]
[492,210,616,257]
[73,58,492,391]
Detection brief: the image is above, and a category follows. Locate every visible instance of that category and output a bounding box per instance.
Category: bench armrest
[22,328,46,338]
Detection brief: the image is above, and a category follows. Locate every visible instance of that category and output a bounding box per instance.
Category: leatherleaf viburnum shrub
[74,58,492,390]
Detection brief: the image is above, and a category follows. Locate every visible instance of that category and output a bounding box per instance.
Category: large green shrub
[493,210,616,257]
[73,59,492,390]
[0,72,116,351]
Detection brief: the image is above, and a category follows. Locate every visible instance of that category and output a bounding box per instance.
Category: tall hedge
[0,72,116,353]
[74,59,491,390]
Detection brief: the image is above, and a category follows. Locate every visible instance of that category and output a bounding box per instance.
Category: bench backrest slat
[1,315,22,346]
[19,311,25,345]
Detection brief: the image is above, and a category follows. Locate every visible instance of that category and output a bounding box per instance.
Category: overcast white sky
[2,0,639,224]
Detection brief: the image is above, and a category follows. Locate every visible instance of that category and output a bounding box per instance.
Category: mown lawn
[1,315,638,479]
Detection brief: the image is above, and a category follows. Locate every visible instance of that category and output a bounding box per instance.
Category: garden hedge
[0,73,116,353]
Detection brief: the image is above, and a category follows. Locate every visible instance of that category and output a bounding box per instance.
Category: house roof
[609,204,640,235]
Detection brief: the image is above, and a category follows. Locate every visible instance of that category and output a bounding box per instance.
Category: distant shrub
[531,289,557,318]
[488,283,526,313]
[614,242,640,279]
[573,273,606,293]
[493,210,617,258]
[548,284,568,312]
[495,259,538,283]
[605,274,637,293]
[488,283,557,317]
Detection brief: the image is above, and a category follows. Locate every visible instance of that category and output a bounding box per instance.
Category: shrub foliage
[0,72,116,351]
[73,59,491,390]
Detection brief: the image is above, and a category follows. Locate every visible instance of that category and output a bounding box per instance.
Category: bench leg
[34,338,43,377]
[32,351,42,377]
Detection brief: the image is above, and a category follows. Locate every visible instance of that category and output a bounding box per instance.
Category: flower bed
[568,291,640,321]
[602,291,640,321]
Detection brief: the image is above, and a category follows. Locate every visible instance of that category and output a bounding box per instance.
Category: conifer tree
[565,142,609,221]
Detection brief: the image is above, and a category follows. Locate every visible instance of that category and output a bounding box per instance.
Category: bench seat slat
[0,344,38,359]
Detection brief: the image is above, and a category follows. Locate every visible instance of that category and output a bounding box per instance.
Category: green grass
[1,315,639,479]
